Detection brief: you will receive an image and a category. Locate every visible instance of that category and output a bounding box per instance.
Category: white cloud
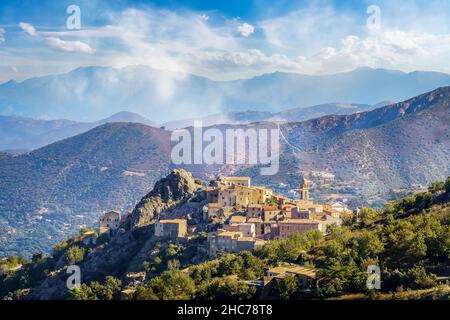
[198,14,209,22]
[19,22,39,37]
[45,37,96,54]
[8,4,450,81]
[0,28,5,43]
[237,23,255,37]
[306,30,450,74]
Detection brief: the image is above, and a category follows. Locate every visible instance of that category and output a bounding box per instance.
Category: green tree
[65,246,85,265]
[273,274,299,300]
[147,270,195,300]
[70,276,121,300]
[198,277,256,300]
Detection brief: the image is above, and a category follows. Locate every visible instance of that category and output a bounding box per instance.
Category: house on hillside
[154,219,187,239]
[263,265,318,293]
[99,211,121,234]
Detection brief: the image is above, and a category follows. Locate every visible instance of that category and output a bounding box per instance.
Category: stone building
[218,188,237,207]
[207,229,265,256]
[291,207,312,219]
[264,265,318,292]
[221,176,251,187]
[278,219,323,239]
[262,205,280,221]
[99,211,121,234]
[154,219,187,238]
[235,185,267,207]
[247,204,263,218]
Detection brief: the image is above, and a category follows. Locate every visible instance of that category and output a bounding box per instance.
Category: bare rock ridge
[130,169,197,228]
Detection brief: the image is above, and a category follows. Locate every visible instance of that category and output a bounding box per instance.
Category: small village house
[264,265,318,292]
[221,176,251,187]
[278,219,323,239]
[99,211,121,234]
[154,219,187,238]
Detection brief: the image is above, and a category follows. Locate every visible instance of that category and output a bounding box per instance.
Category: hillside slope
[1,170,448,300]
[0,112,158,151]
[0,123,171,257]
[0,87,449,256]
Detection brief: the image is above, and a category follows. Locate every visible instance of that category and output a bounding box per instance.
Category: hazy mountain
[0,87,449,256]
[163,103,375,129]
[99,111,158,127]
[0,111,158,151]
[0,123,171,257]
[2,66,450,123]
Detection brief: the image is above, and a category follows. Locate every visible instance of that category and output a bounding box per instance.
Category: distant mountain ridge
[163,103,376,129]
[2,66,450,123]
[0,112,158,151]
[0,103,383,150]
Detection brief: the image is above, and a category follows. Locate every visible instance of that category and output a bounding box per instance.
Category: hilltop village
[99,176,347,258]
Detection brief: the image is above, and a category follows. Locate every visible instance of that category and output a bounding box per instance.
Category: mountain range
[0,104,378,151]
[0,111,158,151]
[163,103,377,129]
[1,66,450,123]
[0,86,449,257]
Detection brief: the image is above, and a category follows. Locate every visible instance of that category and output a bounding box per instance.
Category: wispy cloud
[0,28,5,43]
[19,22,39,37]
[4,1,450,82]
[45,37,96,54]
[237,23,255,37]
[18,21,95,55]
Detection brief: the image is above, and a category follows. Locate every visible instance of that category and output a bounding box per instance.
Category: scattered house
[281,204,295,218]
[262,205,280,221]
[207,230,243,256]
[238,223,256,238]
[221,176,251,187]
[99,211,121,234]
[247,204,263,219]
[264,265,318,291]
[331,201,348,213]
[270,194,288,205]
[218,188,237,207]
[247,217,264,236]
[204,203,227,221]
[323,208,342,219]
[236,237,266,253]
[154,219,187,238]
[207,229,265,256]
[235,185,267,207]
[124,272,146,286]
[278,219,323,239]
[229,215,247,225]
[291,207,312,219]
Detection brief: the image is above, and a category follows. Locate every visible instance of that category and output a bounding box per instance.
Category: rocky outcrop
[130,169,197,228]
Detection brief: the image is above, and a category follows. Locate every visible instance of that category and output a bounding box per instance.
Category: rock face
[130,169,197,228]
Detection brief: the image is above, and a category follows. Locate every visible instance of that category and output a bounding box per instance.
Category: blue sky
[1,0,450,82]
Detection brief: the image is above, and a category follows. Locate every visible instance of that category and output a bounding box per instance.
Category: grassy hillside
[1,177,448,300]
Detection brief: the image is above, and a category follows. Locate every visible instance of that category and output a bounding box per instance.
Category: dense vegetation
[1,178,449,300]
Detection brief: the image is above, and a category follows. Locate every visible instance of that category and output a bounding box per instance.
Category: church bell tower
[299,177,309,201]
